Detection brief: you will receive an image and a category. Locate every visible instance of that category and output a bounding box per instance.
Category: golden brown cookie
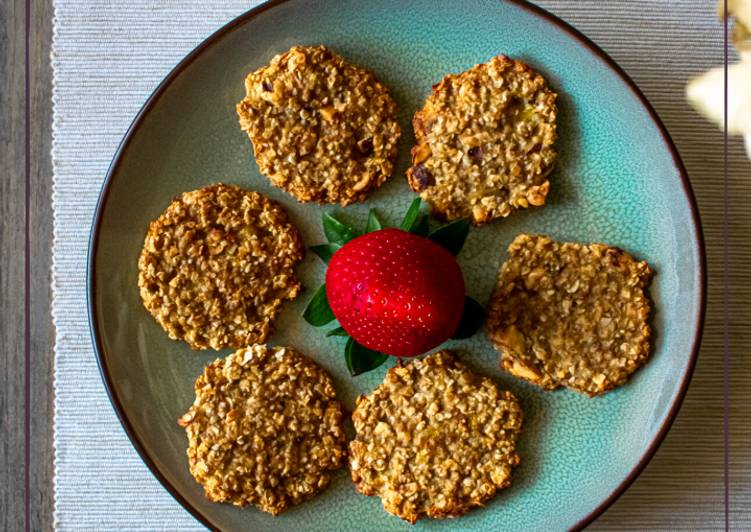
[407,55,557,225]
[137,184,303,350]
[487,234,654,396]
[178,345,347,514]
[237,45,401,205]
[349,351,523,523]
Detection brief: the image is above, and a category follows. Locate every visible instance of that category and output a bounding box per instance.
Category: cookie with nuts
[237,45,401,205]
[407,55,557,225]
[137,183,303,350]
[349,350,523,523]
[178,345,347,514]
[487,234,654,397]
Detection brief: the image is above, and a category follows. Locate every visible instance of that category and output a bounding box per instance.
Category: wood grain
[0,0,55,530]
[29,0,55,530]
[1,0,28,530]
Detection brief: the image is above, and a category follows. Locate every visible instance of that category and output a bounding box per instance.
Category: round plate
[88,0,705,530]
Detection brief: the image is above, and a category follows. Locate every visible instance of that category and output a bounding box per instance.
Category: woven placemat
[52,1,750,529]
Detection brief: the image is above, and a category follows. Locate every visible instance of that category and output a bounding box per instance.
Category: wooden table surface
[2,0,55,530]
[1,1,748,530]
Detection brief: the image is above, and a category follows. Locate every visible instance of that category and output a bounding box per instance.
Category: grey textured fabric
[52,1,749,529]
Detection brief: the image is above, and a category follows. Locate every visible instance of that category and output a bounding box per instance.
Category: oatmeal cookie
[349,350,523,523]
[237,45,401,205]
[407,55,557,225]
[487,234,654,396]
[178,345,347,514]
[137,184,303,350]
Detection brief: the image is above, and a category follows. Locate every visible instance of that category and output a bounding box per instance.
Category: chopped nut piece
[472,204,489,224]
[351,173,371,191]
[412,142,432,164]
[487,234,654,396]
[526,181,550,206]
[180,345,346,514]
[496,325,526,355]
[509,359,544,382]
[319,106,337,123]
[349,351,523,523]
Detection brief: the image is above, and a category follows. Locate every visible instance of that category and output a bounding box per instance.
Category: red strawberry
[326,228,465,357]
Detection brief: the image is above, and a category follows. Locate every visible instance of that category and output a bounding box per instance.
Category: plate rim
[85,0,707,530]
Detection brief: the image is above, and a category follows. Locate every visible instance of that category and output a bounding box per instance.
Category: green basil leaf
[323,212,359,244]
[310,243,341,264]
[326,326,349,337]
[399,198,423,232]
[366,209,383,233]
[451,296,486,339]
[429,219,470,255]
[345,337,389,376]
[303,284,336,326]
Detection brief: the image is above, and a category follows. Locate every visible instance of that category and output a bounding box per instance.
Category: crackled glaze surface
[89,0,703,530]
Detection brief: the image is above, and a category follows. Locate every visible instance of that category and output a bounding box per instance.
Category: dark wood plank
[0,0,29,530]
[0,0,54,529]
[29,0,55,529]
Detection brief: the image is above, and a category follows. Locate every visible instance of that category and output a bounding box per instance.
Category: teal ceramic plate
[88,0,705,530]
